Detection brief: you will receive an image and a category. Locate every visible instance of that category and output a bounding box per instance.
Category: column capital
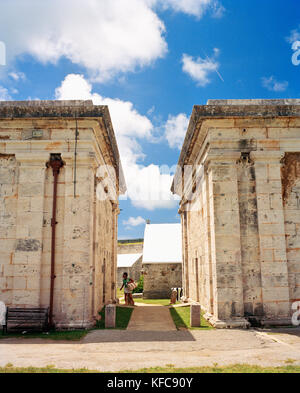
[250,151,285,164]
[15,152,50,166]
[61,152,99,168]
[204,150,241,167]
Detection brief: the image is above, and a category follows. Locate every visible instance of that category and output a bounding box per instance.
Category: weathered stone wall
[0,101,124,329]
[117,242,143,255]
[174,101,300,326]
[117,256,142,286]
[143,263,182,299]
[117,242,143,287]
[0,154,17,307]
[282,153,300,306]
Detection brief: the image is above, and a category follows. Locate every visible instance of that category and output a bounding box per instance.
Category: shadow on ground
[83,329,196,343]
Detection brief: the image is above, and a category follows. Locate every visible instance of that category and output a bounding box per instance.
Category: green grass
[1,364,300,373]
[117,288,124,298]
[96,306,133,330]
[0,306,133,340]
[170,306,213,330]
[134,299,178,306]
[0,330,88,341]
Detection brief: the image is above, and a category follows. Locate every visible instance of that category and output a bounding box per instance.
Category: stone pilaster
[58,153,95,328]
[206,152,247,326]
[204,167,214,315]
[111,203,118,302]
[251,151,291,322]
[180,208,190,299]
[13,153,48,307]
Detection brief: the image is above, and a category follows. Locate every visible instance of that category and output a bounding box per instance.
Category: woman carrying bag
[120,272,137,306]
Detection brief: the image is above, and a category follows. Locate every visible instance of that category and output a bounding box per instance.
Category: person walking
[120,272,135,306]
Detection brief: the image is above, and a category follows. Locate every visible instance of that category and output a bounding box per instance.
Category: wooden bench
[3,307,49,334]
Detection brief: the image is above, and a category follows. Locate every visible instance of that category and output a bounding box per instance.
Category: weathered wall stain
[281,153,300,204]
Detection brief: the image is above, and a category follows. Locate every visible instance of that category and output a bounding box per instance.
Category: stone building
[0,100,126,329]
[118,240,143,255]
[142,223,182,299]
[172,99,300,328]
[117,239,143,286]
[117,254,143,287]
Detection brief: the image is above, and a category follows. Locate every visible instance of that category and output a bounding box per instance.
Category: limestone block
[19,167,45,183]
[15,198,31,213]
[261,262,289,276]
[13,277,27,290]
[288,119,300,127]
[262,287,290,302]
[13,264,39,277]
[262,273,289,288]
[19,182,44,197]
[257,140,280,150]
[30,197,44,213]
[26,278,40,290]
[258,222,286,236]
[12,290,39,306]
[280,140,300,150]
[205,119,235,128]
[190,304,201,327]
[3,264,13,277]
[234,118,267,128]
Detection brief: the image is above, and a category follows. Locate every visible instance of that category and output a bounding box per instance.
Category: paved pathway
[1,329,300,371]
[127,305,176,331]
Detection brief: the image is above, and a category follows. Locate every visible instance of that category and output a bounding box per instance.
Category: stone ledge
[55,321,95,330]
[207,99,300,106]
[204,312,250,329]
[260,318,293,328]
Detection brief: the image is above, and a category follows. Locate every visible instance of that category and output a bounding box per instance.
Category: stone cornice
[171,102,300,195]
[0,100,126,194]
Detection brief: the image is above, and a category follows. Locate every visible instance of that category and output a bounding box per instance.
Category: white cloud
[151,0,224,19]
[182,50,220,86]
[123,216,146,227]
[287,26,300,44]
[55,74,178,210]
[0,0,167,82]
[0,0,224,82]
[262,76,289,92]
[165,113,189,150]
[9,71,26,81]
[123,163,179,211]
[0,86,11,101]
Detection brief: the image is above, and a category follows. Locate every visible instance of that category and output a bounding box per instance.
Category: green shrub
[133,275,144,294]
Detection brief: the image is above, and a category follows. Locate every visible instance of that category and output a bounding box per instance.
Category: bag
[127,281,137,291]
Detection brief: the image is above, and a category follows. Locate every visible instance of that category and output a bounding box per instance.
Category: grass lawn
[0,306,134,339]
[170,306,213,330]
[1,364,300,373]
[96,306,133,330]
[117,288,124,298]
[0,330,88,341]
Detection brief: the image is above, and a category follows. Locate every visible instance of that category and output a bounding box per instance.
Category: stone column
[204,167,214,315]
[206,152,246,325]
[13,153,48,307]
[181,208,190,299]
[251,151,291,322]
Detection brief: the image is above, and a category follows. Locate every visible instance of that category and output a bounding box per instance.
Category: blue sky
[0,0,299,239]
